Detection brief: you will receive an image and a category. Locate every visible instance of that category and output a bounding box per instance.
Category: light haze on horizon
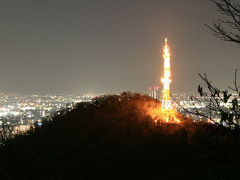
[0,0,239,95]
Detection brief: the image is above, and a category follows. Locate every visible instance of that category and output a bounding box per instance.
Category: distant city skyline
[0,0,239,95]
[0,91,214,127]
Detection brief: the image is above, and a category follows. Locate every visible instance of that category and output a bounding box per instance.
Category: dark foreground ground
[1,92,240,180]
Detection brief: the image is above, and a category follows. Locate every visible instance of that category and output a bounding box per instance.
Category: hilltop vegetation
[0,92,240,179]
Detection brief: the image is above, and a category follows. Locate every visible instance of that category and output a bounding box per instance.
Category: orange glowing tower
[161,38,172,110]
[147,38,180,124]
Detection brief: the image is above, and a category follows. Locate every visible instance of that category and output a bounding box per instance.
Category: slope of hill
[0,92,240,179]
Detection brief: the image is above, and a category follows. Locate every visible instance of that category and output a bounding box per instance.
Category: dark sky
[0,0,239,95]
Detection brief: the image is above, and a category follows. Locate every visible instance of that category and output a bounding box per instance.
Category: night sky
[0,0,239,95]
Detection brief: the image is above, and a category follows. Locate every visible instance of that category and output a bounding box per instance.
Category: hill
[1,92,240,179]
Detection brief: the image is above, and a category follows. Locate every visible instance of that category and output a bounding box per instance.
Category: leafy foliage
[178,71,240,129]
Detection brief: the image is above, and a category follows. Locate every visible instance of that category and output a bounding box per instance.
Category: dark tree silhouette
[174,0,240,130]
[174,71,240,130]
[206,0,240,44]
[0,93,240,179]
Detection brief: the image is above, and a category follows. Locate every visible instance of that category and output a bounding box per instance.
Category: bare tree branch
[172,71,240,129]
[206,0,240,44]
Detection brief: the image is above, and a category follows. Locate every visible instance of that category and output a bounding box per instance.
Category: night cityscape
[0,0,240,179]
[0,92,217,132]
[0,93,94,132]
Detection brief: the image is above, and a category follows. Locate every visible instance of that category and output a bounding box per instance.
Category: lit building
[148,86,160,100]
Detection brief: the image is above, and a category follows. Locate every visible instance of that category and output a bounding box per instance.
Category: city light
[0,93,95,133]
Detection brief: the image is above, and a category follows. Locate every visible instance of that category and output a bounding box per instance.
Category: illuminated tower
[161,38,172,110]
[147,38,180,124]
